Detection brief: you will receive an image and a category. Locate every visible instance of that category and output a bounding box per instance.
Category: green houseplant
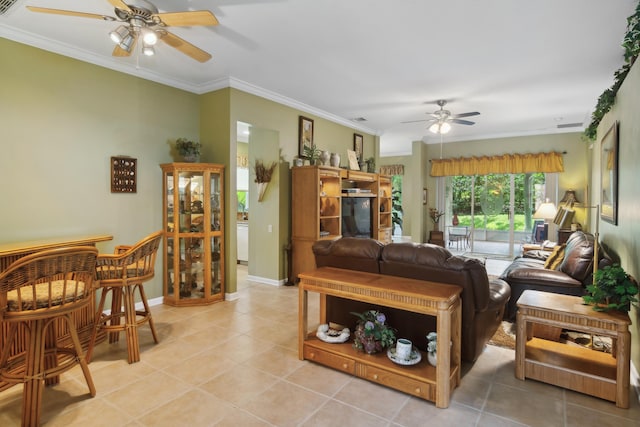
[303,144,321,165]
[583,264,638,312]
[351,310,396,354]
[175,138,201,162]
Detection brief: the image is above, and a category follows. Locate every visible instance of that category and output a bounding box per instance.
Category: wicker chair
[0,246,99,427]
[87,231,162,364]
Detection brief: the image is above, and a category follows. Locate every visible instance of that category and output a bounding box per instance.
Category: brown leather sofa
[312,237,511,363]
[500,231,613,320]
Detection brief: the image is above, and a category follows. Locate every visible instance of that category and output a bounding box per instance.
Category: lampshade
[119,33,135,52]
[429,121,451,134]
[533,199,557,220]
[141,28,158,45]
[559,190,579,206]
[142,41,155,56]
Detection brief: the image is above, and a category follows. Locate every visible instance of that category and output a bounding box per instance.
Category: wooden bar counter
[0,234,112,391]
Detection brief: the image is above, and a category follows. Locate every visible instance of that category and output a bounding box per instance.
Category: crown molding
[1,24,380,136]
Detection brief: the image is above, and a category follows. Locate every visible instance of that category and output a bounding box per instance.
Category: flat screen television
[341,197,373,238]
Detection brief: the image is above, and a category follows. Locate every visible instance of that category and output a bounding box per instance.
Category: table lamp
[533,199,557,241]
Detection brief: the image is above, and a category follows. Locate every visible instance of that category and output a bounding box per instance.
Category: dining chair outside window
[87,231,162,364]
[0,246,99,427]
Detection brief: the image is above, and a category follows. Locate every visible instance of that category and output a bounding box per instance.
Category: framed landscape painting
[353,133,363,162]
[600,121,618,225]
[299,116,314,158]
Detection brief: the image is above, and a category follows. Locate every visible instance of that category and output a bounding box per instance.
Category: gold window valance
[379,164,404,176]
[430,151,564,177]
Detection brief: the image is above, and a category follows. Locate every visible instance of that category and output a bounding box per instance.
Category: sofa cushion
[312,237,383,273]
[559,232,595,282]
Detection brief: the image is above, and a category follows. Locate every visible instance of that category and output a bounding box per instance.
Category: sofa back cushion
[312,237,383,273]
[379,242,490,313]
[559,232,596,282]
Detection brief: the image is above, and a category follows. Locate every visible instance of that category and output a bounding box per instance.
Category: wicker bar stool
[0,246,99,427]
[87,231,162,364]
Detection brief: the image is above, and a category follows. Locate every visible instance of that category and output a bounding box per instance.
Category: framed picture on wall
[353,133,363,162]
[600,121,619,225]
[299,116,314,158]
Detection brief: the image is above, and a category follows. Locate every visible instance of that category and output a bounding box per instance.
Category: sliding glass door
[445,172,546,258]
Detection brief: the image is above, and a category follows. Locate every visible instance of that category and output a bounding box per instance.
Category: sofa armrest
[502,266,582,287]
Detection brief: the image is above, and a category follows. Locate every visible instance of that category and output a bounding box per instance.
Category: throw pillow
[543,244,566,270]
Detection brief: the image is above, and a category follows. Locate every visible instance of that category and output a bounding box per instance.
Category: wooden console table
[515,290,631,408]
[298,267,462,408]
[0,234,112,391]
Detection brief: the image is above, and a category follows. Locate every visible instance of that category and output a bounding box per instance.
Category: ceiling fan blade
[107,0,132,12]
[452,111,480,118]
[161,31,212,62]
[26,6,113,21]
[451,118,476,126]
[401,119,431,124]
[155,11,219,27]
[112,44,131,57]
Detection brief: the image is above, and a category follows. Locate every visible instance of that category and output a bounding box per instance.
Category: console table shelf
[298,266,462,408]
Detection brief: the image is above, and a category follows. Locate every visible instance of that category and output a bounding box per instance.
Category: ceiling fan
[26,0,218,62]
[402,100,480,134]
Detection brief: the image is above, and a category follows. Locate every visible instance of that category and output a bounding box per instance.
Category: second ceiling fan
[403,100,480,134]
[27,0,218,62]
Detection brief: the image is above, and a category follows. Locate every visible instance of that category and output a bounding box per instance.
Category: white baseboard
[632,360,640,403]
[247,274,285,287]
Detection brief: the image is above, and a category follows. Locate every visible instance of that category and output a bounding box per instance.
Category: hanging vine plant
[584,2,640,141]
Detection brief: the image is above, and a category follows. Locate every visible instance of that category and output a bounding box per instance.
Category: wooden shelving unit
[160,163,225,306]
[291,166,392,282]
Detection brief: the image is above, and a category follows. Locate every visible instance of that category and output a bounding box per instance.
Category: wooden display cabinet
[160,163,225,306]
[292,165,342,282]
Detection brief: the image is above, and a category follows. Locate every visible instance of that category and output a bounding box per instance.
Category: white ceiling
[1,0,636,156]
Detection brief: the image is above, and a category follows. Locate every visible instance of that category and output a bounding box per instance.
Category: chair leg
[137,284,159,344]
[22,319,46,427]
[123,285,140,364]
[64,314,96,397]
[86,287,109,363]
[109,288,123,344]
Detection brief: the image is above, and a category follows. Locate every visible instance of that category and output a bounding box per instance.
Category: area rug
[488,321,516,350]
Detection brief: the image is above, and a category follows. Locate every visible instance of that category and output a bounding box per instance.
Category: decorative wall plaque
[111,156,137,193]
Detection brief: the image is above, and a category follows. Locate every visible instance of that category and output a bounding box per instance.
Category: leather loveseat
[312,237,511,363]
[500,231,613,320]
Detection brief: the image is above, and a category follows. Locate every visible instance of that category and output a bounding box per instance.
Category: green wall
[0,38,199,301]
[592,57,640,373]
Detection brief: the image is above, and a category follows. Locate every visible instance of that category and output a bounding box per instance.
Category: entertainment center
[291,165,392,282]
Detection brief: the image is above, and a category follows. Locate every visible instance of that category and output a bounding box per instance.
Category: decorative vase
[354,323,383,354]
[452,214,459,226]
[319,150,330,166]
[427,350,437,366]
[257,182,269,202]
[433,222,439,232]
[330,152,340,167]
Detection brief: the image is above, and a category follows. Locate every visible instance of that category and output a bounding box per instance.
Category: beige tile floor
[1,264,639,426]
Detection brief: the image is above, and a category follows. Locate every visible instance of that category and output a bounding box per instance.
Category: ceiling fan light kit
[27,0,218,62]
[403,99,480,136]
[429,121,451,134]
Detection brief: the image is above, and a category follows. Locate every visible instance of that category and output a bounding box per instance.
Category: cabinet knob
[373,374,378,380]
[309,352,315,359]
[342,363,348,369]
[415,387,421,394]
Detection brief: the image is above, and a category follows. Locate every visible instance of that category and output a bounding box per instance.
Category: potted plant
[303,144,321,165]
[351,310,396,354]
[365,156,375,173]
[429,208,445,231]
[175,138,201,162]
[583,264,638,312]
